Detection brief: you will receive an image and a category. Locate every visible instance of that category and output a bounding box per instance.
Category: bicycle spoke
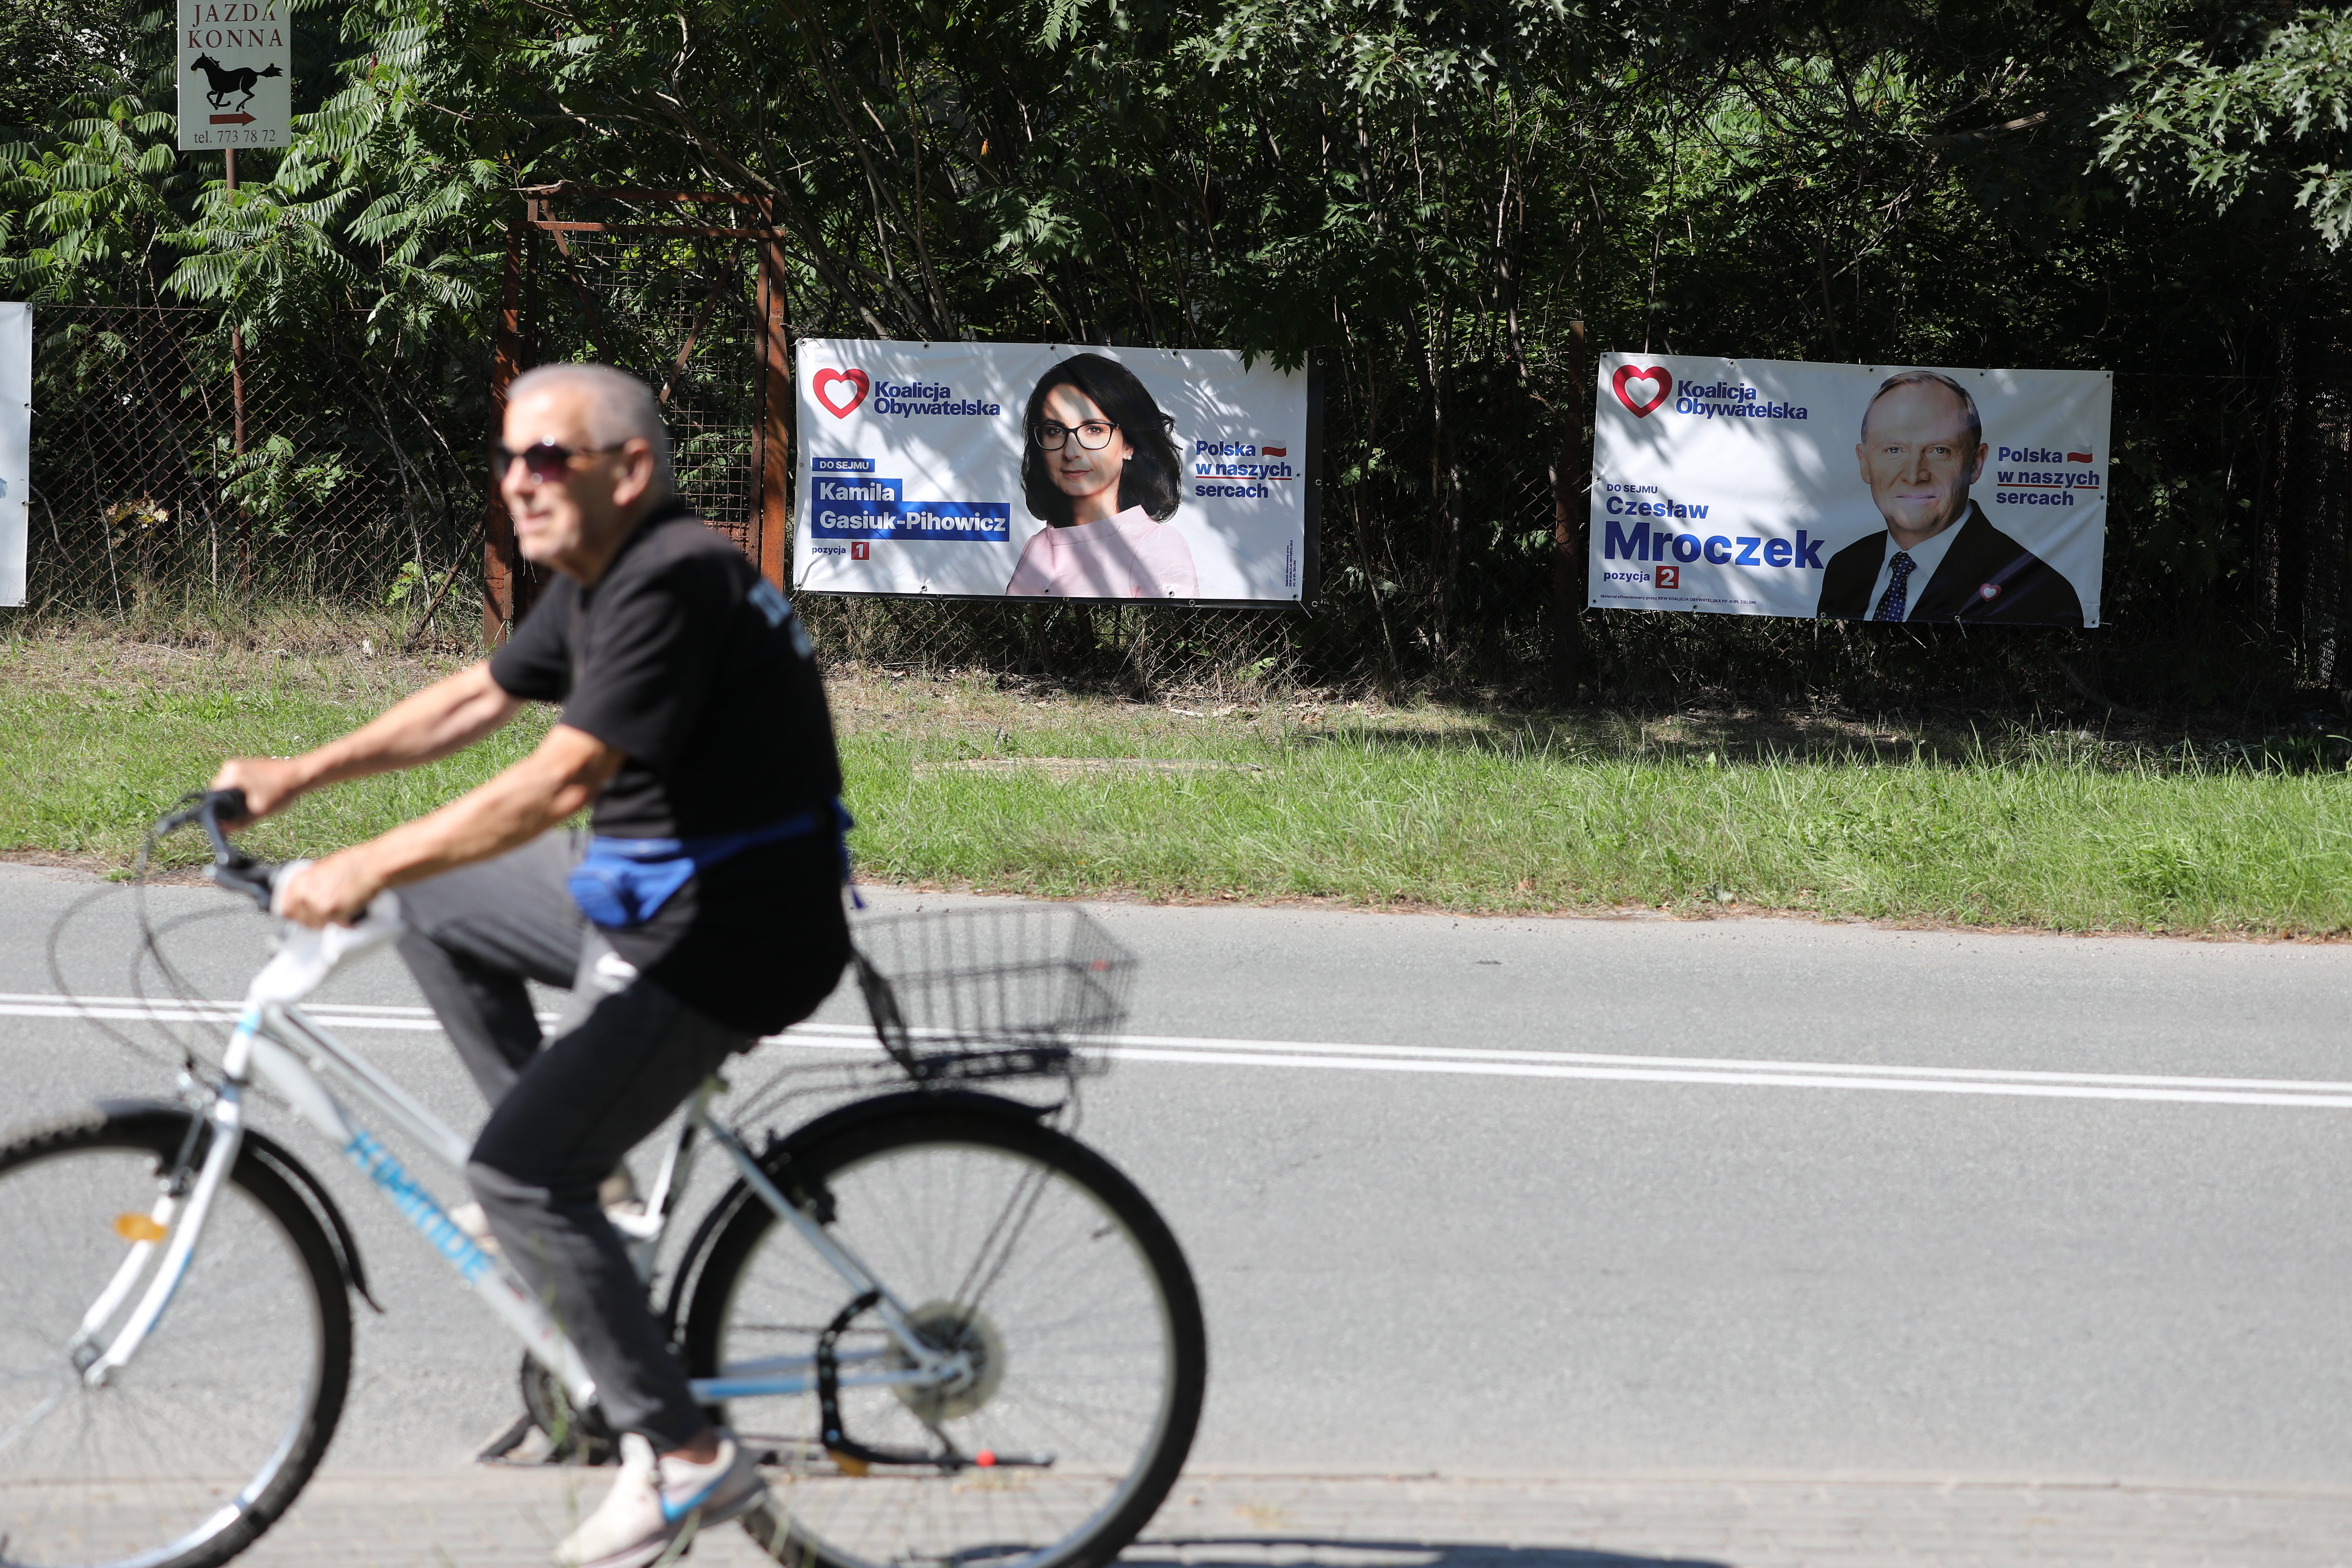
[0,1123,346,1568]
[690,1111,1200,1568]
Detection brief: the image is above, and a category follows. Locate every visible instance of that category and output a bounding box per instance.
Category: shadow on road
[1127,1538,1730,1568]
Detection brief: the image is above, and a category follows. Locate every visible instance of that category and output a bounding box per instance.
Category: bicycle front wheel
[0,1108,351,1568]
[683,1097,1205,1568]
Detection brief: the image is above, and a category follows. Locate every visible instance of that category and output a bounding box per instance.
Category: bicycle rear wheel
[0,1108,351,1568]
[682,1096,1205,1568]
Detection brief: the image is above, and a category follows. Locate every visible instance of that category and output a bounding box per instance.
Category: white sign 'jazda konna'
[178,0,290,151]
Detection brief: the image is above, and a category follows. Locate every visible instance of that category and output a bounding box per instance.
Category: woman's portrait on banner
[1005,353,1199,599]
[791,339,1308,602]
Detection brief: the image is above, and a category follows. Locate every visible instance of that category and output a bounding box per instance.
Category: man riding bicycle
[211,363,849,1568]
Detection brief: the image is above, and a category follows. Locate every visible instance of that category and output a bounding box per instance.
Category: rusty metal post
[226,150,247,458]
[1549,317,1590,701]
[225,148,253,591]
[754,237,793,590]
[483,218,526,644]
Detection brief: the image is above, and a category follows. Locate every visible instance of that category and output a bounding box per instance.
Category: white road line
[0,994,456,1032]
[771,1024,2352,1108]
[3,994,2346,1109]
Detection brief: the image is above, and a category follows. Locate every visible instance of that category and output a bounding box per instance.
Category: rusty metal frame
[483,186,795,643]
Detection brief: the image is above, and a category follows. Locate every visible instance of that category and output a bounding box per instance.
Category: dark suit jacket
[1815,504,2084,626]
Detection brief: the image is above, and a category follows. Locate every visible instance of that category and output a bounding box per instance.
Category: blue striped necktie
[1872,551,1915,621]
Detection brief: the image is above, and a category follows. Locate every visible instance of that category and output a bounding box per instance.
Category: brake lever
[196,789,276,911]
[151,795,213,839]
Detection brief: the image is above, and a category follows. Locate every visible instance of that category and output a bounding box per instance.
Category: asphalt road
[6,860,2352,1489]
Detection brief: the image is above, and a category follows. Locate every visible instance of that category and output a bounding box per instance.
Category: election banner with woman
[791,339,1317,604]
[1587,354,2110,627]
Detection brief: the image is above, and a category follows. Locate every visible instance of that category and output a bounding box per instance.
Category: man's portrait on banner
[1815,371,2084,626]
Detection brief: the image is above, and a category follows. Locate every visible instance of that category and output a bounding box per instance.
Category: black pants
[396,830,825,1448]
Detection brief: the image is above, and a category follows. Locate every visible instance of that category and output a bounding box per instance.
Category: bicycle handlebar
[153,789,277,911]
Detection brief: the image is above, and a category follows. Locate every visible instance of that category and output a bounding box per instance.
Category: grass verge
[0,636,550,869]
[6,632,2349,936]
[835,672,2352,936]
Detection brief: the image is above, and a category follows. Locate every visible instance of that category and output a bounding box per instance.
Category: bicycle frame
[70,919,965,1414]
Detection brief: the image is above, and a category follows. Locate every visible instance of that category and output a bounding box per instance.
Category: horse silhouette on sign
[189,55,281,111]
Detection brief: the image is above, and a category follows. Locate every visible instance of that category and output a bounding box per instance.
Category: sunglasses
[492,439,628,484]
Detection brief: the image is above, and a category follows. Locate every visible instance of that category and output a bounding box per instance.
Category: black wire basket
[850,904,1134,1084]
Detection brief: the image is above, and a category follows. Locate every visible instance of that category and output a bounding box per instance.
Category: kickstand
[473,1412,538,1465]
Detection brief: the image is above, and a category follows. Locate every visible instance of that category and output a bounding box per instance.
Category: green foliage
[218,432,353,532]
[2096,7,2352,246]
[0,0,138,132]
[0,92,183,301]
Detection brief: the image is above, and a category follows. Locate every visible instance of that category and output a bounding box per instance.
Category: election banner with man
[791,340,1315,603]
[1588,355,2110,627]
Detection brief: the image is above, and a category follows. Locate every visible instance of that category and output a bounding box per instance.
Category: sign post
[177,0,290,152]
[179,0,279,575]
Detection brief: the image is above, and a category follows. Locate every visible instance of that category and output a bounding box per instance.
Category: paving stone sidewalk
[222,1468,2352,1567]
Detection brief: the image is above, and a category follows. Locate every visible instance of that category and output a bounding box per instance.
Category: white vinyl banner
[0,304,27,607]
[791,340,1312,602]
[177,0,291,151]
[1588,355,2109,627]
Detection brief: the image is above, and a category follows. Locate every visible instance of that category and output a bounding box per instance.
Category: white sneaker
[552,1430,767,1568]
[449,1201,504,1258]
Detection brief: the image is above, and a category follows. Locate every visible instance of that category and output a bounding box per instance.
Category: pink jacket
[1005,507,1199,598]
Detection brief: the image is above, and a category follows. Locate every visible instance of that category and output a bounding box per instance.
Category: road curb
[210,1469,2352,1566]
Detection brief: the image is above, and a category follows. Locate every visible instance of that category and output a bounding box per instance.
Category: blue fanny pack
[567,799,854,929]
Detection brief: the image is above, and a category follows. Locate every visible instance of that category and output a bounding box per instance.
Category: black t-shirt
[489,505,848,1033]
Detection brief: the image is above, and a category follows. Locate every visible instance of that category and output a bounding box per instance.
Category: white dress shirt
[1863,513,1967,622]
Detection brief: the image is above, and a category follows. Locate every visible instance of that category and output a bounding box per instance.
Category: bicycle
[0,790,1206,1568]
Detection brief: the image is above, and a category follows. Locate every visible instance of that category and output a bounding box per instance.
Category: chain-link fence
[524,226,764,561]
[23,304,489,653]
[48,270,2332,716]
[19,293,1405,691]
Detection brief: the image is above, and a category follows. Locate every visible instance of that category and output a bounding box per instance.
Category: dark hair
[1020,353,1183,526]
[1862,369,1981,452]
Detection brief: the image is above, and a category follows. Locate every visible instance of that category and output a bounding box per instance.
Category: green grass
[853,730,2352,933]
[0,637,551,868]
[6,632,2350,935]
[834,674,2352,936]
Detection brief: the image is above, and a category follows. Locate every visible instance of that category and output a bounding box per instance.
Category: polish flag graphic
[1264,446,1288,457]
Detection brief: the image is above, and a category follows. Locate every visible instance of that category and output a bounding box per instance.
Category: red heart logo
[813,368,870,419]
[1612,365,1672,417]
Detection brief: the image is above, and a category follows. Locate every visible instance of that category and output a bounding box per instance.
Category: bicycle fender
[97,1098,382,1315]
[659,1090,1053,1334]
[768,1088,1056,1151]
